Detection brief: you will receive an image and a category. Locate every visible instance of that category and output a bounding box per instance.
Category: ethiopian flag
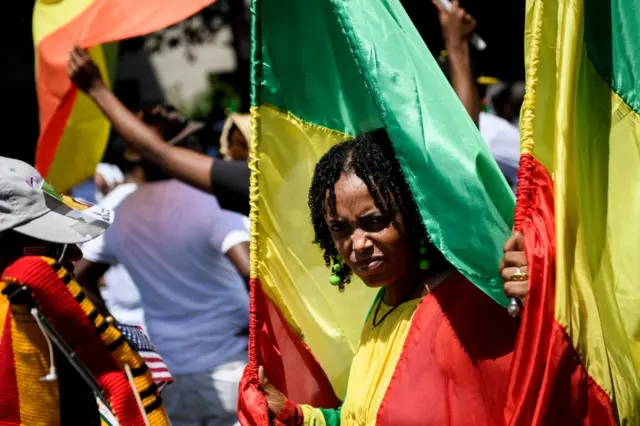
[238,0,515,423]
[505,0,640,424]
[33,0,215,192]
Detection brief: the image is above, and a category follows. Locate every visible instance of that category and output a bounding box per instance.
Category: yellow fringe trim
[249,105,262,279]
[518,0,545,155]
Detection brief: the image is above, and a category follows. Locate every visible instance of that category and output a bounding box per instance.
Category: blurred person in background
[80,158,147,330]
[433,0,520,190]
[219,113,251,162]
[488,80,525,126]
[68,47,251,215]
[75,106,251,426]
[94,162,124,202]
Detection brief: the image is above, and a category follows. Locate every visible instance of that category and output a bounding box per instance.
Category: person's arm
[433,0,480,126]
[68,45,213,192]
[215,209,252,286]
[226,242,250,281]
[68,46,250,211]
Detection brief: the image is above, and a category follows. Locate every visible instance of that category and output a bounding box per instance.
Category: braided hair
[308,128,446,289]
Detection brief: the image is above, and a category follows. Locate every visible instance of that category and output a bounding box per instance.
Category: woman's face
[324,172,414,289]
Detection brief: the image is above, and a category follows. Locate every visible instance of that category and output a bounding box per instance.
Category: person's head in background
[219,113,251,161]
[488,81,525,125]
[135,103,208,181]
[0,157,111,273]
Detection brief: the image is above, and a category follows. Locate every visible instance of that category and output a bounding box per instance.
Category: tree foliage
[119,0,249,63]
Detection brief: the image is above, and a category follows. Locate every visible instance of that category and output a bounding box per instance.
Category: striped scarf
[0,256,170,426]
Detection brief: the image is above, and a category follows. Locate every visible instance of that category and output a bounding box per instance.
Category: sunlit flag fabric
[505,0,640,424]
[238,0,515,424]
[32,0,215,192]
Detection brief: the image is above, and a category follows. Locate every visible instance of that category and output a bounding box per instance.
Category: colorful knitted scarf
[0,256,170,426]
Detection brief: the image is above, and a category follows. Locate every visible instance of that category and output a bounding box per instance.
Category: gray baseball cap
[0,157,113,244]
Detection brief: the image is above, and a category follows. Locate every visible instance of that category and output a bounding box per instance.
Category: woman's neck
[383,267,454,306]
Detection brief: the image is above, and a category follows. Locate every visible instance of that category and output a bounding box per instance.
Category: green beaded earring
[419,239,431,271]
[330,255,344,286]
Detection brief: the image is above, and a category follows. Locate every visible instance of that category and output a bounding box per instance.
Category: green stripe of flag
[585,0,640,113]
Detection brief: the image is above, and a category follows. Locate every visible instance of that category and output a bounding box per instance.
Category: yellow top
[300,297,421,426]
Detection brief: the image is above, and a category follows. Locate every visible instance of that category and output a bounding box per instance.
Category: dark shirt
[209,160,250,216]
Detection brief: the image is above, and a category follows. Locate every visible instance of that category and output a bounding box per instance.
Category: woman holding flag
[256,128,528,426]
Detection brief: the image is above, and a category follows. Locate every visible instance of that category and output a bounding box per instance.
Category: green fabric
[256,0,380,134]
[256,0,514,307]
[102,42,119,89]
[320,407,342,426]
[584,0,640,113]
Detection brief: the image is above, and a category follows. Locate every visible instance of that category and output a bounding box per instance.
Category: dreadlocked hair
[308,128,447,291]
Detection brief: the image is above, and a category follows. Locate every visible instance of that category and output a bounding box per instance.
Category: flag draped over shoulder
[239,0,514,423]
[32,0,215,192]
[506,0,640,424]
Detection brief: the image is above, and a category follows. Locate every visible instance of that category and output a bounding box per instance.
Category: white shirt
[80,183,146,330]
[83,180,250,374]
[479,112,520,188]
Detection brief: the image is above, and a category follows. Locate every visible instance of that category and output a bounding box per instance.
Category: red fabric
[505,154,615,425]
[275,398,303,426]
[238,278,340,426]
[376,273,517,426]
[0,308,20,424]
[2,257,147,426]
[35,0,216,176]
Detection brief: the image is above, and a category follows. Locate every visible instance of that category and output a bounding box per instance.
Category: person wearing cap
[68,46,250,216]
[0,156,112,278]
[0,156,117,423]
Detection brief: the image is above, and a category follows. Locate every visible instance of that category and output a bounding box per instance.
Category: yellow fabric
[250,105,377,397]
[299,405,328,426]
[33,0,97,43]
[523,0,640,422]
[340,298,421,426]
[33,0,113,191]
[46,45,112,192]
[298,298,420,426]
[10,303,60,425]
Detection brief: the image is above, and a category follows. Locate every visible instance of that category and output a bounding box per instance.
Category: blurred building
[115,25,237,110]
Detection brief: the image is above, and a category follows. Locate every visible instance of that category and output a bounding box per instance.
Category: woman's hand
[500,231,529,302]
[67,45,106,96]
[259,366,286,418]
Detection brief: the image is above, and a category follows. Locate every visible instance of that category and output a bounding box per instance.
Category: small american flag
[117,324,173,392]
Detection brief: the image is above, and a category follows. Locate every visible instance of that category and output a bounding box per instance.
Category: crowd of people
[0,2,529,426]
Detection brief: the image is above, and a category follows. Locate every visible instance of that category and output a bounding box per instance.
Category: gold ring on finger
[509,267,528,282]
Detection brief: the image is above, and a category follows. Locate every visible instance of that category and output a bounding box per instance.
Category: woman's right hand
[259,366,287,418]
